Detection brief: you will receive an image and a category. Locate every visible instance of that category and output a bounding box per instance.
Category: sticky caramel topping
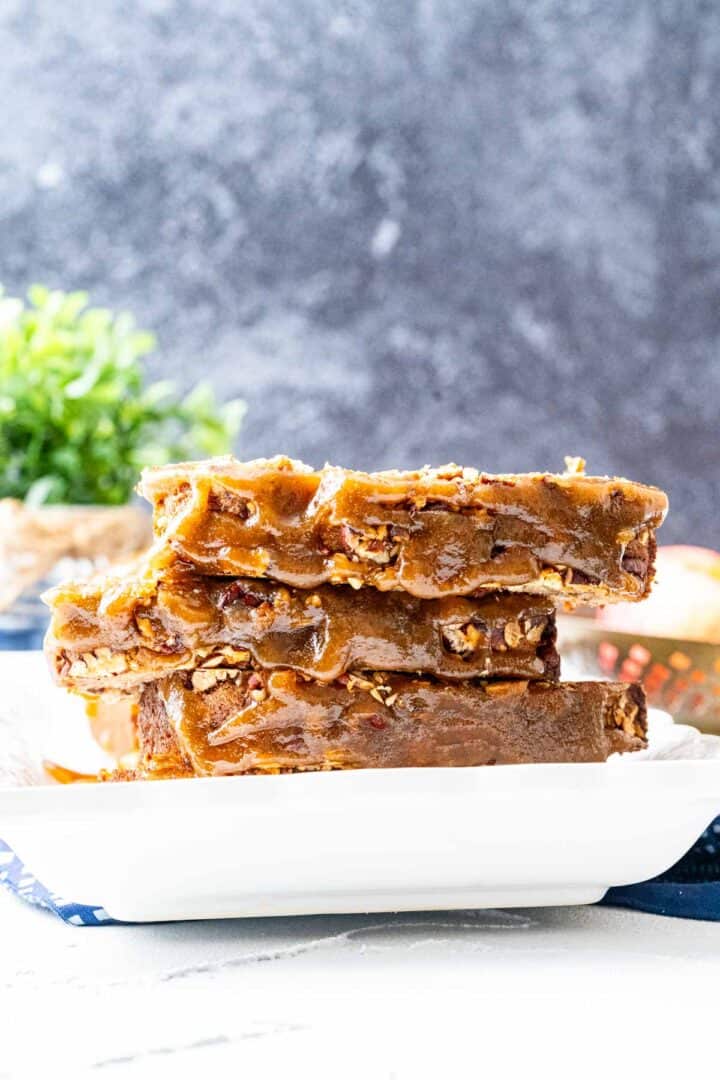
[139,456,668,602]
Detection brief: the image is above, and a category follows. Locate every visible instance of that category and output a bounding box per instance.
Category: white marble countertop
[2,886,720,1077]
[1,651,720,1075]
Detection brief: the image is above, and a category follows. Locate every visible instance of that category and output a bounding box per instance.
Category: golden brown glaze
[133,671,647,778]
[139,456,668,603]
[45,568,559,691]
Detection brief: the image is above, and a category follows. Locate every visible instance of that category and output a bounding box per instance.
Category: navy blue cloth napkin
[601,816,720,920]
[3,820,720,926]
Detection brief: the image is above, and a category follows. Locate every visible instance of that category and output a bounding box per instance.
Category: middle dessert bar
[45,569,559,692]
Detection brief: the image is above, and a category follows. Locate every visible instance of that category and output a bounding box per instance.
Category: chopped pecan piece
[442,623,483,656]
[338,524,400,566]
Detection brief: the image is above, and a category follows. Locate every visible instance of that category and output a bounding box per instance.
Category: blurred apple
[596,546,720,643]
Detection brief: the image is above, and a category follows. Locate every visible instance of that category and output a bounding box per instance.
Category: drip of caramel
[43,760,99,784]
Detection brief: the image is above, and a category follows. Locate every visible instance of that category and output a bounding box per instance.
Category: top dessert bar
[140,456,668,603]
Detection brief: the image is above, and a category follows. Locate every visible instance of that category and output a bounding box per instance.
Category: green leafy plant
[0,286,245,505]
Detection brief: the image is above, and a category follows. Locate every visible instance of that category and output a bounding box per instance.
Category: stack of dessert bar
[44,456,667,779]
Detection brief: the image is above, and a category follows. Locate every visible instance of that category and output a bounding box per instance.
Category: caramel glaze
[132,671,647,778]
[43,760,99,784]
[139,457,668,603]
[45,572,559,691]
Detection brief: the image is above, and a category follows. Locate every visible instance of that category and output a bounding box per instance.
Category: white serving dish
[1,654,719,923]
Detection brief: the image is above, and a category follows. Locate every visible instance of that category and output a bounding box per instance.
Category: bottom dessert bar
[127,671,647,779]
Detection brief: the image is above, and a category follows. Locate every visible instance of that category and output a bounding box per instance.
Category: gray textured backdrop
[1,0,719,544]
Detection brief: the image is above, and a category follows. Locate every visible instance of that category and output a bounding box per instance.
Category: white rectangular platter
[1,653,719,923]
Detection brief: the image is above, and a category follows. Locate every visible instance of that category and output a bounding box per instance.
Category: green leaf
[0,285,246,504]
[141,379,175,406]
[24,475,63,507]
[64,358,103,399]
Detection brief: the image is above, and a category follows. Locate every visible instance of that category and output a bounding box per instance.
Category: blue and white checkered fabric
[0,839,120,925]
